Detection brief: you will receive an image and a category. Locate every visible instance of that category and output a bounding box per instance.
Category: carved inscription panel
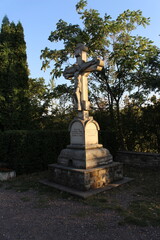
[85,122,98,145]
[70,122,84,145]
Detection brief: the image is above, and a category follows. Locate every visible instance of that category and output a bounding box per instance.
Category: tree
[135,48,160,92]
[41,0,158,107]
[27,77,55,129]
[0,16,30,130]
[41,0,159,148]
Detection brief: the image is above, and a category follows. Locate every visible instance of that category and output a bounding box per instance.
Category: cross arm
[79,58,104,74]
[63,64,78,80]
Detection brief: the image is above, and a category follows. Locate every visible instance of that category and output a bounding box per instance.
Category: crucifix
[47,44,124,196]
[63,43,104,113]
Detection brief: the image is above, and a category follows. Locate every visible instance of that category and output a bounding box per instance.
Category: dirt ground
[0,169,160,240]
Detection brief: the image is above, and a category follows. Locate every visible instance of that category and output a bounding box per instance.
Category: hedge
[0,130,116,175]
[0,130,69,174]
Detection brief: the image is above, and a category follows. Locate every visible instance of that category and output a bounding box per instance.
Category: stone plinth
[48,162,123,191]
[58,146,113,169]
[58,117,113,169]
[46,114,124,196]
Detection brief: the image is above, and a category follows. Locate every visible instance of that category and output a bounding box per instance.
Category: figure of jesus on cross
[63,43,104,112]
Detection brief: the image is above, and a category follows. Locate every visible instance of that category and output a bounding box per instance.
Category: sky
[1,0,160,85]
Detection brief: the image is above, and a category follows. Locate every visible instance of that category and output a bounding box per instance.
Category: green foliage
[0,16,29,90]
[0,16,55,130]
[76,0,87,14]
[1,104,158,176]
[27,77,55,129]
[41,1,111,77]
[0,16,30,130]
[92,99,160,154]
[120,100,160,152]
[41,1,160,148]
[137,48,160,91]
[0,130,69,174]
[41,1,156,92]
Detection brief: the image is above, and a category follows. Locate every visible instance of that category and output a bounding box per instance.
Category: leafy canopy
[41,0,152,78]
[41,0,159,112]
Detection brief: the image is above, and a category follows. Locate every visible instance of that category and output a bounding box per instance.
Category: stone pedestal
[57,146,112,169]
[57,116,113,169]
[47,114,124,195]
[48,162,123,191]
[42,44,128,197]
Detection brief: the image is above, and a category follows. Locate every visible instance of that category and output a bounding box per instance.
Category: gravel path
[0,186,160,240]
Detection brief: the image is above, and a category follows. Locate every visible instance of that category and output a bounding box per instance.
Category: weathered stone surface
[57,146,113,169]
[0,170,16,181]
[70,121,84,145]
[69,117,99,146]
[48,162,123,191]
[41,177,132,198]
[58,116,113,169]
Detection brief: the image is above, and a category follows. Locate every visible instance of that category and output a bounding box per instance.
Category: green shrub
[0,130,69,174]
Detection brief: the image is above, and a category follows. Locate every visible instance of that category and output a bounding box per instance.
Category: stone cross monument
[48,44,123,197]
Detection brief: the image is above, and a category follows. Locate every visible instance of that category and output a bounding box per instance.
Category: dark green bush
[0,130,69,174]
[0,110,159,175]
[0,129,117,175]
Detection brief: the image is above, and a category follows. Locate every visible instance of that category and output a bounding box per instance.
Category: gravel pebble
[0,187,160,240]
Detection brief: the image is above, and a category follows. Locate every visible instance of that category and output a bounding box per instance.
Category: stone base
[40,177,133,199]
[48,162,123,192]
[58,145,113,169]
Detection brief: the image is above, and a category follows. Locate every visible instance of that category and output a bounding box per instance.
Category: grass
[3,170,72,198]
[1,166,160,226]
[118,166,160,226]
[84,195,124,213]
[121,200,160,226]
[3,171,46,192]
[1,170,75,207]
[82,166,160,226]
